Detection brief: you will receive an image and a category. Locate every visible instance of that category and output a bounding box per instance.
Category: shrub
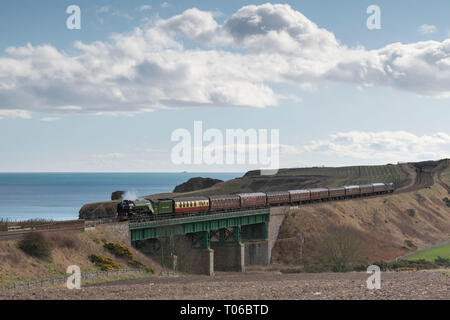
[434,256,450,267]
[316,225,365,272]
[406,209,416,217]
[88,254,122,271]
[18,232,51,260]
[443,198,450,208]
[103,242,133,260]
[405,240,416,248]
[103,242,153,273]
[360,259,441,272]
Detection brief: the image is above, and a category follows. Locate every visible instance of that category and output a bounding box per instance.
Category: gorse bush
[89,254,122,271]
[103,242,133,260]
[103,242,154,273]
[18,232,51,260]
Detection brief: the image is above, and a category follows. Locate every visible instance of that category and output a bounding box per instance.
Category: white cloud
[137,5,152,12]
[304,131,450,162]
[97,5,132,20]
[1,3,450,117]
[40,117,60,122]
[418,24,437,34]
[161,2,170,9]
[0,109,31,119]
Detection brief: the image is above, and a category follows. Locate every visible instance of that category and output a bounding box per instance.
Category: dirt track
[1,271,449,300]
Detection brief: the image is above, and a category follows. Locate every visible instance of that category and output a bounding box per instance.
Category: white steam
[122,190,138,201]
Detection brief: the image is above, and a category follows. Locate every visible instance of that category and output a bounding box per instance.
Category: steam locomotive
[117,182,394,221]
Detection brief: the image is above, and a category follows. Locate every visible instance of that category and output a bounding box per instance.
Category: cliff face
[173,177,223,193]
[111,191,125,201]
[79,201,119,220]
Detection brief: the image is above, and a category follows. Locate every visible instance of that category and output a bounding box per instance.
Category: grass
[406,243,450,262]
[0,228,160,289]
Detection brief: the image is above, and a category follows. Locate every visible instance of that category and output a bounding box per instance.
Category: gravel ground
[1,271,449,300]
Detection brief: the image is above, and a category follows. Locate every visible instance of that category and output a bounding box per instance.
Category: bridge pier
[182,248,214,276]
[245,240,270,266]
[211,242,245,272]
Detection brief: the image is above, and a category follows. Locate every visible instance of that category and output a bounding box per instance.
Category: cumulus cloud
[304,131,450,162]
[1,3,450,117]
[0,109,31,119]
[418,24,437,34]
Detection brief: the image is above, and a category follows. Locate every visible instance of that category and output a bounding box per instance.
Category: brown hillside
[271,160,450,266]
[0,227,160,289]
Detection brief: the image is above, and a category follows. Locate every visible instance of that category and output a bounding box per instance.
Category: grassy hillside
[0,227,160,289]
[271,160,450,268]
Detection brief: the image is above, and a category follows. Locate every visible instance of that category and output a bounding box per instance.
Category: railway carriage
[266,191,290,205]
[288,190,311,203]
[173,197,209,214]
[309,188,329,201]
[237,192,267,208]
[359,184,374,196]
[209,194,241,211]
[344,185,361,197]
[327,187,346,199]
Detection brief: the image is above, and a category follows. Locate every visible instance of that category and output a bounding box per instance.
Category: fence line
[7,269,147,291]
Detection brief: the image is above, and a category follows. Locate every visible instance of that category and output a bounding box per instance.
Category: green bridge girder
[129,208,270,245]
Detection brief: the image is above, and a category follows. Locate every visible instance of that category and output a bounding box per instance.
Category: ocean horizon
[0,172,242,221]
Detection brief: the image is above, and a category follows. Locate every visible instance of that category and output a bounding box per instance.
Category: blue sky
[0,1,449,172]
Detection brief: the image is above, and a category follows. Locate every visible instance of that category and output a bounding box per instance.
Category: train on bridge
[117,182,394,221]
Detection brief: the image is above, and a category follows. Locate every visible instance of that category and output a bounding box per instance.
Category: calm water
[0,173,241,221]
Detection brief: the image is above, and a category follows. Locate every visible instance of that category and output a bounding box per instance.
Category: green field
[406,243,450,261]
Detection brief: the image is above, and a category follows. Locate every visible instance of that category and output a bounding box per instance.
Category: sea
[0,172,242,221]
